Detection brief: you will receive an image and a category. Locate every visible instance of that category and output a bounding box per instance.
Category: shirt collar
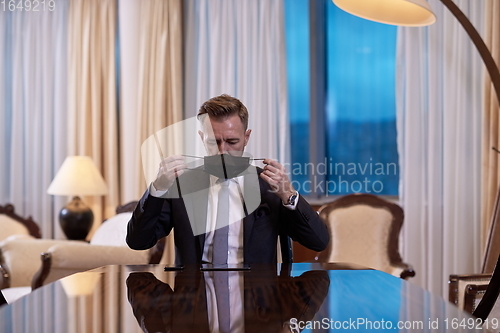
[209,174,243,186]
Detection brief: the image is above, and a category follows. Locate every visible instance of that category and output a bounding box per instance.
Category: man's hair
[197,94,249,130]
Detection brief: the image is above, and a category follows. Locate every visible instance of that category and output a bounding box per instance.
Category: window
[285,0,399,197]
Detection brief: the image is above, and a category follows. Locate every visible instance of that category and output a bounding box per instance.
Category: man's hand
[152,155,188,192]
[260,159,296,203]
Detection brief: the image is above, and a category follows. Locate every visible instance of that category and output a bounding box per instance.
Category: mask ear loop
[183,154,266,161]
[155,133,183,197]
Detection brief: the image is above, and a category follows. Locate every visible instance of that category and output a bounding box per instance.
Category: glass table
[0,262,489,332]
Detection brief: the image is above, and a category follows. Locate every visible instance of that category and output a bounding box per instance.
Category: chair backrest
[317,193,414,278]
[0,204,41,241]
[89,201,138,246]
[89,201,165,264]
[90,212,132,247]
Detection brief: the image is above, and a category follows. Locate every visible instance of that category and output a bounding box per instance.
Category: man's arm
[126,189,172,250]
[280,195,329,252]
[127,155,187,250]
[259,159,329,251]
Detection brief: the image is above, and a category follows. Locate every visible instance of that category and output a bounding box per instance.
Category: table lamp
[331,0,500,272]
[47,156,108,240]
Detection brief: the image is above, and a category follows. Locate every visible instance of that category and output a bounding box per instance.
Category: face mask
[203,154,251,179]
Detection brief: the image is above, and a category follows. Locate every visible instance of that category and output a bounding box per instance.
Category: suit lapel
[243,167,262,250]
[178,169,210,257]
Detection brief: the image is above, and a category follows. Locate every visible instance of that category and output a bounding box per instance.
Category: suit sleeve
[280,195,330,252]
[126,189,173,250]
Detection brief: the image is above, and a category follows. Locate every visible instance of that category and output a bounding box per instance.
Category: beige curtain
[0,0,70,239]
[136,0,183,192]
[119,0,183,202]
[481,1,500,272]
[67,0,119,237]
[118,0,183,265]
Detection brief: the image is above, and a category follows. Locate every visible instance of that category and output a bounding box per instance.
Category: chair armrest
[48,243,150,268]
[32,243,150,289]
[388,262,416,280]
[448,273,491,308]
[464,284,489,314]
[399,267,416,280]
[0,238,78,288]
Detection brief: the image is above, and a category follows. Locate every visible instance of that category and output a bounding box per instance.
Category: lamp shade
[333,0,436,27]
[47,156,108,196]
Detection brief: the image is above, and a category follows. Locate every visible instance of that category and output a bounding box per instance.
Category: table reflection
[0,263,487,333]
[126,267,330,333]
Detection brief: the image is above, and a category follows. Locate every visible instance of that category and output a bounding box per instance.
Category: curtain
[184,0,290,164]
[396,0,484,297]
[118,0,183,265]
[67,0,119,236]
[481,0,500,272]
[0,1,69,239]
[0,4,71,332]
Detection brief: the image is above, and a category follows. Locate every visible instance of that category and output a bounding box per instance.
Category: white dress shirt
[204,270,245,333]
[203,176,245,264]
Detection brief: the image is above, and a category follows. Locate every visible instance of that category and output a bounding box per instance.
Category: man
[126,94,329,265]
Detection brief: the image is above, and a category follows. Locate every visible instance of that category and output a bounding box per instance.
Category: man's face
[199,114,251,156]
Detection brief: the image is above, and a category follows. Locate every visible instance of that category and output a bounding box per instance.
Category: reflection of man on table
[126,94,329,265]
[126,268,330,333]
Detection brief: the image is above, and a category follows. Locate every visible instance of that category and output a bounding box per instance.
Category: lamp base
[59,196,94,240]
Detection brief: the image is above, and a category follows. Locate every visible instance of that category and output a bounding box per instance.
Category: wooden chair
[0,204,41,241]
[314,193,415,279]
[0,204,43,289]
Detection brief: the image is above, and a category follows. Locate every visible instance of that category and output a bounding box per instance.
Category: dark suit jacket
[126,166,329,265]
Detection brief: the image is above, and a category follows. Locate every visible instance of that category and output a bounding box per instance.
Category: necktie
[212,180,229,265]
[214,271,230,333]
[212,180,230,332]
